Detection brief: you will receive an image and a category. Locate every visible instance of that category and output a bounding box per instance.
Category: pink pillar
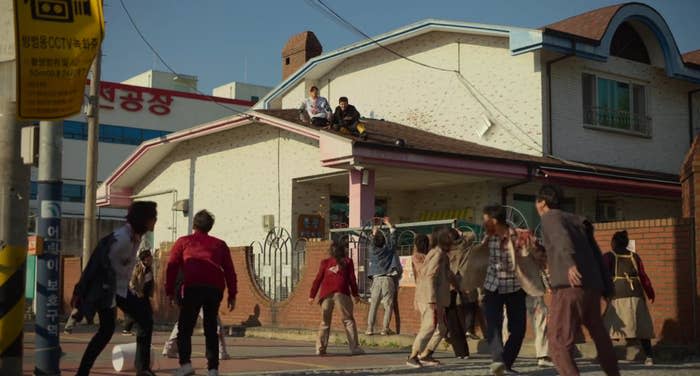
[348,169,375,227]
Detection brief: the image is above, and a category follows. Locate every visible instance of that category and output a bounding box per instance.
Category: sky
[102,0,700,94]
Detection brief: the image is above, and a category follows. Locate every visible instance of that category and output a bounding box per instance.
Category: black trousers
[445,291,470,357]
[484,289,526,369]
[77,291,153,375]
[463,301,478,333]
[177,286,224,370]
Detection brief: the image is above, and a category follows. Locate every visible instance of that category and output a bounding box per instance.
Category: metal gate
[249,227,306,301]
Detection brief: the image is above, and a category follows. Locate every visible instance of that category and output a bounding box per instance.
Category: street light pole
[0,1,31,374]
[82,52,101,268]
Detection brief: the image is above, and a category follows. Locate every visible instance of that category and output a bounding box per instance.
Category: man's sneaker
[351,348,365,355]
[207,370,219,376]
[466,331,481,340]
[644,357,654,366]
[456,355,470,360]
[418,354,441,366]
[173,363,195,376]
[406,356,422,368]
[504,369,521,375]
[364,330,375,336]
[121,329,133,336]
[380,328,395,335]
[219,352,231,360]
[316,348,327,356]
[537,357,554,367]
[490,362,505,376]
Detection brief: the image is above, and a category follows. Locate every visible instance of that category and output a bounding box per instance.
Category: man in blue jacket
[366,217,402,335]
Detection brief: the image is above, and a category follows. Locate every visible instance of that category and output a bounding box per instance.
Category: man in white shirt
[76,201,158,376]
[299,86,332,127]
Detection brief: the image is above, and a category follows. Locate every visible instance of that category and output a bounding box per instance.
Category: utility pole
[82,52,101,268]
[34,120,62,375]
[0,0,31,374]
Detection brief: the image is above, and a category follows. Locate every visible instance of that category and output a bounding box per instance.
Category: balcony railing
[584,107,651,135]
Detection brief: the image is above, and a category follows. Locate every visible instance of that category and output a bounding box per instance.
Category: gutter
[501,167,533,205]
[545,49,575,155]
[689,88,700,145]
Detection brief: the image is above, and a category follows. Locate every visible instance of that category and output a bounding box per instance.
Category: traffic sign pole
[35,120,63,375]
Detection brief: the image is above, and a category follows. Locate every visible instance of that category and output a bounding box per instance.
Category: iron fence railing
[248,227,306,302]
[584,107,651,135]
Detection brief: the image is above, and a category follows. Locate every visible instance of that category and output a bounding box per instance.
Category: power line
[118,0,253,118]
[310,0,457,73]
[306,0,543,151]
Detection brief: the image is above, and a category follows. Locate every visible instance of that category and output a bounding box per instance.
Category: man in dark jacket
[76,201,158,376]
[332,97,361,133]
[536,185,619,376]
[366,217,400,335]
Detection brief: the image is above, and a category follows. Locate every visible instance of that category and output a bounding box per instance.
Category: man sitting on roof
[332,96,361,134]
[299,86,332,127]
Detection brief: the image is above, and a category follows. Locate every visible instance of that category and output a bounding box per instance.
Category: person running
[603,230,656,366]
[75,201,158,376]
[162,311,231,360]
[309,238,364,356]
[481,204,529,375]
[407,227,452,368]
[166,210,237,376]
[536,185,620,376]
[366,217,401,335]
[445,228,474,359]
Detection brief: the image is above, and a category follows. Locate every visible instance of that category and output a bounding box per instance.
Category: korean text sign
[14,0,104,119]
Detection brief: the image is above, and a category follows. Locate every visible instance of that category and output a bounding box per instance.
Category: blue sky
[103,0,700,94]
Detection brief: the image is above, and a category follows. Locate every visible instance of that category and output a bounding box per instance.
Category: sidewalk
[23,326,700,375]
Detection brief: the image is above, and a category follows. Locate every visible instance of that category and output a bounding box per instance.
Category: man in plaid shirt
[481,204,527,376]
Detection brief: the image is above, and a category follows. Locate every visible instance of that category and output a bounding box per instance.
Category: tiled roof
[543,4,624,44]
[683,50,700,68]
[256,109,678,183]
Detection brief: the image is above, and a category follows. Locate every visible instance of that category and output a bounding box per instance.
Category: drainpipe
[501,167,533,205]
[689,88,700,146]
[691,220,698,342]
[546,49,575,156]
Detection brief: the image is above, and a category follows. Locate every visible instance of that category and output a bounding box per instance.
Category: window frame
[581,71,652,138]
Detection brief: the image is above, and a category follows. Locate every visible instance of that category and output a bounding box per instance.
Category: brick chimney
[282,31,322,80]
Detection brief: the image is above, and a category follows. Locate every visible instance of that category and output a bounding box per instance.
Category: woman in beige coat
[407,228,452,368]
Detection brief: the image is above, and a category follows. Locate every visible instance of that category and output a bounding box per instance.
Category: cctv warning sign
[14,0,104,119]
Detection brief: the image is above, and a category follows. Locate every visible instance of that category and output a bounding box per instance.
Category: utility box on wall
[262,215,275,232]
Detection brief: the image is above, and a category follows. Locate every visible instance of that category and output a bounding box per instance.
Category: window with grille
[582,73,650,136]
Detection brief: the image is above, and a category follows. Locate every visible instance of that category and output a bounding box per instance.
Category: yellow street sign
[14,0,104,119]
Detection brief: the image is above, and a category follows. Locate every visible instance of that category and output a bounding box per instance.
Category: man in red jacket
[166,210,237,376]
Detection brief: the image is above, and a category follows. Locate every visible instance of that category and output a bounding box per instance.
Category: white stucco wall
[551,55,698,173]
[133,123,339,247]
[278,31,544,155]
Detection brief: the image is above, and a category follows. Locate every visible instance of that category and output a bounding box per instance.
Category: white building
[98,3,700,251]
[29,70,270,254]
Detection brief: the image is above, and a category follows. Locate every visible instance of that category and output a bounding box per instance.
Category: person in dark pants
[166,210,237,376]
[536,185,619,376]
[463,289,481,340]
[75,201,158,376]
[481,204,527,375]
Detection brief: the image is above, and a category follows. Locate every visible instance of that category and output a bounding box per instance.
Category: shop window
[582,73,649,135]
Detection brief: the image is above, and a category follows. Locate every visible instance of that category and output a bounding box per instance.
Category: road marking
[249,357,332,369]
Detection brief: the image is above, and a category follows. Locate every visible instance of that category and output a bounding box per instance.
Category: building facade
[99,3,699,252]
